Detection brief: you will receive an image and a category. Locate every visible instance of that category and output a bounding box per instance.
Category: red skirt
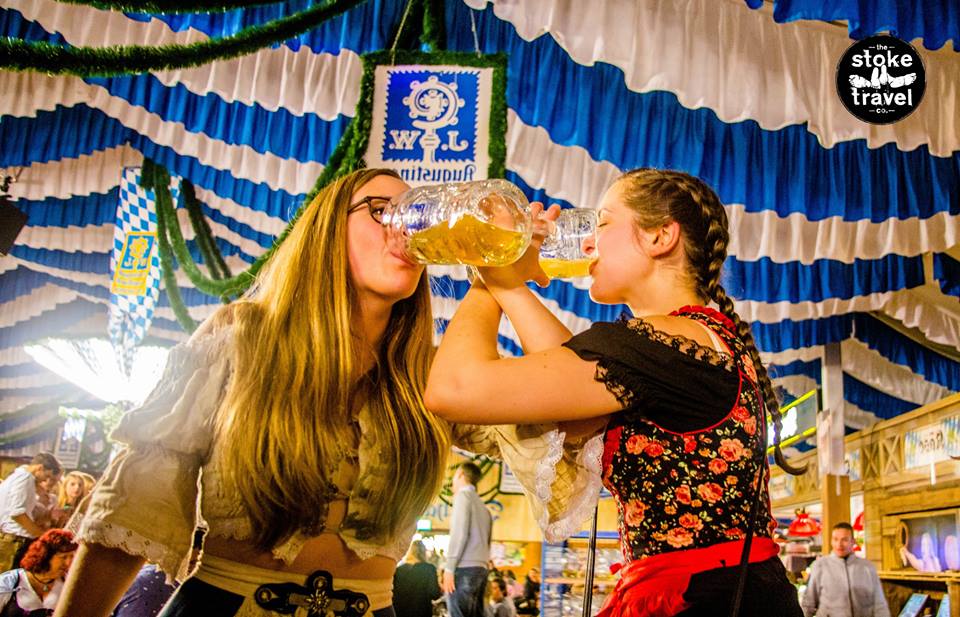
[595,538,780,617]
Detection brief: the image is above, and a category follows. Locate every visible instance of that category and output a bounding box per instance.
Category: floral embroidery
[598,308,774,561]
[624,500,647,526]
[697,483,724,504]
[643,442,665,457]
[679,513,703,531]
[718,438,745,462]
[731,406,750,423]
[625,434,647,454]
[665,528,694,548]
[708,458,728,474]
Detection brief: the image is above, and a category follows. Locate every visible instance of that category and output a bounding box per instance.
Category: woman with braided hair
[425,168,803,616]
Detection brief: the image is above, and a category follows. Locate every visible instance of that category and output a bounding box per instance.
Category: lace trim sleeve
[74,518,189,585]
[538,433,604,543]
[491,425,604,543]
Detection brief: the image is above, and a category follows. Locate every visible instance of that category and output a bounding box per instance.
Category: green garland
[183,180,232,284]
[145,160,198,333]
[0,400,67,426]
[0,417,64,448]
[420,0,446,52]
[55,0,285,14]
[0,0,366,77]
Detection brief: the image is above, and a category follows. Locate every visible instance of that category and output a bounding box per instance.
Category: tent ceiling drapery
[0,0,958,454]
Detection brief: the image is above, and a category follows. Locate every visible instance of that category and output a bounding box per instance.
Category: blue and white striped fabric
[107,168,174,376]
[1,0,958,447]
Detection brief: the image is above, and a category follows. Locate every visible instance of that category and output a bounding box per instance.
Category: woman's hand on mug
[477,202,561,289]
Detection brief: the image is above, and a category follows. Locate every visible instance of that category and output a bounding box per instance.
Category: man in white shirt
[802,522,890,617]
[0,452,62,570]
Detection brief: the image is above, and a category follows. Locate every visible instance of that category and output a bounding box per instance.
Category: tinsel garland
[0,417,64,448]
[420,0,446,51]
[55,0,284,14]
[0,0,365,76]
[144,160,198,333]
[183,180,232,284]
[0,401,65,429]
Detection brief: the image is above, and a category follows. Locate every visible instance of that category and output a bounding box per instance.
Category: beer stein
[382,179,532,267]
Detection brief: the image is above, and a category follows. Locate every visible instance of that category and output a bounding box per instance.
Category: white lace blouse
[71,327,603,581]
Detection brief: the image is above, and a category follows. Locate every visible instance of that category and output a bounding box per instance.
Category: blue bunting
[745,0,960,53]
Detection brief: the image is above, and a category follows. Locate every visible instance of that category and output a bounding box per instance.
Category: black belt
[255,570,370,617]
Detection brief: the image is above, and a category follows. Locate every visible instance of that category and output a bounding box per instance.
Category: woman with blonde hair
[50,471,93,528]
[55,169,452,617]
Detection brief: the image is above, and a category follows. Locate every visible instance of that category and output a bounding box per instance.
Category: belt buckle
[254,570,370,617]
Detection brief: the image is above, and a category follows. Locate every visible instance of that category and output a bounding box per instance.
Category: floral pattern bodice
[598,307,776,562]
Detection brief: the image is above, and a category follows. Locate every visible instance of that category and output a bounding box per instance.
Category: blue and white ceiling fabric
[1,0,959,456]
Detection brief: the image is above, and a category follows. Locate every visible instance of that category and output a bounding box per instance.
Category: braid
[683,178,806,476]
[711,286,806,475]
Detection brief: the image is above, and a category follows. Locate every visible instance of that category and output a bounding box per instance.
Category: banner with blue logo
[363,55,507,186]
[109,167,180,375]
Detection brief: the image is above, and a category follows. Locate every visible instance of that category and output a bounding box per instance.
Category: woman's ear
[643,220,682,257]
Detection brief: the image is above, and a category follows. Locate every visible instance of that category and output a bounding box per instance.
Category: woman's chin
[588,283,616,305]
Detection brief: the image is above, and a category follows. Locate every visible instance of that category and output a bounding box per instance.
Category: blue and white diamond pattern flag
[109,167,180,375]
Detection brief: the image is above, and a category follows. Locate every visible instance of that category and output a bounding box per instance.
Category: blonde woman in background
[50,472,93,529]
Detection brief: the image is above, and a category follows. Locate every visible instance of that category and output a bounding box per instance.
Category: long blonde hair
[213,169,450,550]
[57,471,93,509]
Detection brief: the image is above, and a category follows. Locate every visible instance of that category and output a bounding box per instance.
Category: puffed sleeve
[69,327,232,580]
[450,422,603,543]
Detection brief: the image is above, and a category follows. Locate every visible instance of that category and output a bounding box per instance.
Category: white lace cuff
[77,518,187,585]
[539,432,605,543]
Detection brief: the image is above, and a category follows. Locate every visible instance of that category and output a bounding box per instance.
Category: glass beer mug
[539,208,597,279]
[382,180,598,276]
[382,179,532,267]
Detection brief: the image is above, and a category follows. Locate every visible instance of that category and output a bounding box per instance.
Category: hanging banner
[109,167,179,374]
[361,51,507,187]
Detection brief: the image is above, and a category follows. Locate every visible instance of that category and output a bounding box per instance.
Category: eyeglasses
[348,196,392,225]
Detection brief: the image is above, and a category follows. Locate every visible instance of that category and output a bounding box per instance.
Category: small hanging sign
[360,51,506,186]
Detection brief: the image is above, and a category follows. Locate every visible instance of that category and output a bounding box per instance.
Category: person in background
[443,463,493,617]
[503,570,523,599]
[0,453,62,571]
[31,477,58,532]
[899,532,943,573]
[0,529,77,615]
[515,568,539,616]
[801,522,889,617]
[392,540,441,617]
[487,578,517,617]
[51,472,92,529]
